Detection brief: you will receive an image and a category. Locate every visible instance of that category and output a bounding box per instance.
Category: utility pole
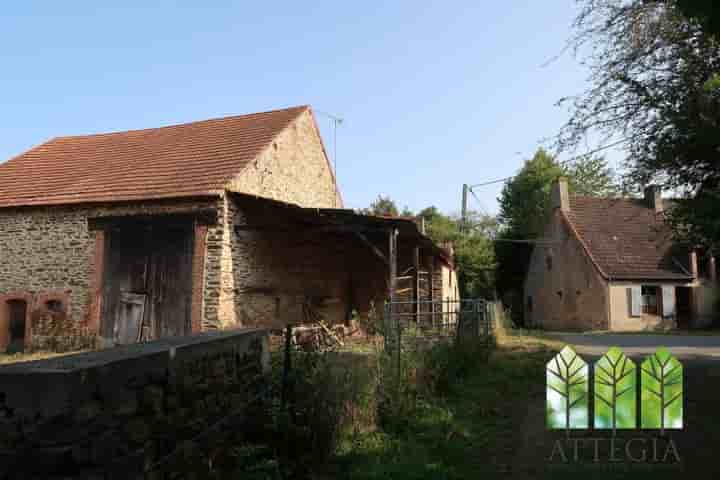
[461,183,468,233]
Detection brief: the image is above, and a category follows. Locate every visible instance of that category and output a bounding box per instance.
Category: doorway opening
[676,287,692,329]
[6,299,28,353]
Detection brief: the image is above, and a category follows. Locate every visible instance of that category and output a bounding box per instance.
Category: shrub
[265,340,375,478]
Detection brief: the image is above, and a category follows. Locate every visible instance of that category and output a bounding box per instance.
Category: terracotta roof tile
[0,105,308,208]
[566,195,692,281]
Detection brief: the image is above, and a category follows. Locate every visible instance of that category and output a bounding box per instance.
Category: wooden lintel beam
[234,223,390,235]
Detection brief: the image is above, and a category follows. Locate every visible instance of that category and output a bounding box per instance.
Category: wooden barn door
[101,221,193,345]
[145,225,194,339]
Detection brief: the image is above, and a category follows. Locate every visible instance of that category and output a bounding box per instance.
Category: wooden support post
[429,256,436,326]
[709,256,717,282]
[388,228,398,304]
[413,247,420,323]
[388,228,399,348]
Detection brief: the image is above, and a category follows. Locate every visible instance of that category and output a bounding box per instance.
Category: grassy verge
[327,333,560,479]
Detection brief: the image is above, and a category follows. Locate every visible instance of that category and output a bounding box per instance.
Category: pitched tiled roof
[565,195,692,281]
[0,105,309,208]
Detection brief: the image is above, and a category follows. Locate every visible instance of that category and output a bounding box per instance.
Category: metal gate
[383,299,494,351]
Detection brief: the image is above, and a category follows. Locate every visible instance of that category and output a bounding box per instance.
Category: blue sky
[0,2,616,215]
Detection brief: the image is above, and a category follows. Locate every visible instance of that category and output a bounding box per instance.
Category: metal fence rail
[383,298,494,352]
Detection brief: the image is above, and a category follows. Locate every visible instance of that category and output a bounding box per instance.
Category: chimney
[644,185,663,213]
[551,177,570,212]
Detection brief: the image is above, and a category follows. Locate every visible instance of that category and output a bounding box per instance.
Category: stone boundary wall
[0,328,269,479]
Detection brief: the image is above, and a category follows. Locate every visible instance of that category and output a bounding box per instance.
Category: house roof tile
[0,105,308,208]
[566,195,692,281]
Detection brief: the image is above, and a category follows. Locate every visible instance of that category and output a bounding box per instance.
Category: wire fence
[382,299,495,353]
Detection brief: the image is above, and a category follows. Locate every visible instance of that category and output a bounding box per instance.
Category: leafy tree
[677,0,720,37]
[565,155,617,197]
[361,195,399,217]
[560,0,720,249]
[400,206,414,217]
[362,201,497,299]
[417,206,497,298]
[418,206,460,244]
[497,148,565,240]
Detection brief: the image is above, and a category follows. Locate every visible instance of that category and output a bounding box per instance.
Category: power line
[468,187,488,215]
[467,138,630,190]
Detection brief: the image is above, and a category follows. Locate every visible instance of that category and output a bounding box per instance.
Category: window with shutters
[641,285,659,314]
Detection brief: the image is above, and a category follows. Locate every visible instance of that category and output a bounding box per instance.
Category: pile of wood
[292,321,345,352]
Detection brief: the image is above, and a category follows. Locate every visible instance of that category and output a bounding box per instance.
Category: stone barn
[0,105,458,352]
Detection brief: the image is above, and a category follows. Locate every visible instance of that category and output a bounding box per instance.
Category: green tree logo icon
[547,346,589,430]
[594,347,636,431]
[547,346,684,432]
[641,347,683,432]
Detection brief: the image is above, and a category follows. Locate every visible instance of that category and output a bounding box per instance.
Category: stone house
[524,178,717,331]
[0,105,458,352]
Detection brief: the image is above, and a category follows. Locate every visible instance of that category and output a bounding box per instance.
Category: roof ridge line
[52,105,310,140]
[559,209,610,280]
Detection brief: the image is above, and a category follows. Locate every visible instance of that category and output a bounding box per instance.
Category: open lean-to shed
[0,105,458,352]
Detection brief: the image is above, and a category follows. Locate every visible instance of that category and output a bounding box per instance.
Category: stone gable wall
[226,109,342,208]
[524,211,609,330]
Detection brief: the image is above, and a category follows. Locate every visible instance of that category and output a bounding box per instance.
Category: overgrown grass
[327,334,558,479]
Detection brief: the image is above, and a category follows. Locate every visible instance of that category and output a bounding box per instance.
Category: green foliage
[497,148,564,239]
[263,345,370,477]
[665,189,720,253]
[333,338,549,479]
[677,0,720,37]
[422,340,492,396]
[415,206,497,298]
[362,197,498,299]
[361,195,399,216]
[594,347,636,430]
[565,155,617,197]
[562,0,720,250]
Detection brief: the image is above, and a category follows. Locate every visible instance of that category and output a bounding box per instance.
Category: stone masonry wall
[524,210,609,330]
[226,108,342,209]
[217,198,389,329]
[0,328,269,479]
[227,205,350,329]
[0,198,221,350]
